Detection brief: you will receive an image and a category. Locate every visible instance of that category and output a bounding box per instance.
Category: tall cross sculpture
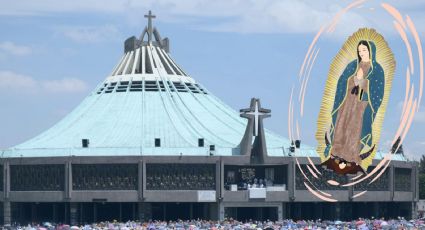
[144,10,156,43]
[239,98,271,163]
[241,100,270,136]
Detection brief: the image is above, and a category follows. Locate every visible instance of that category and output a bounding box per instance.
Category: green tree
[420,174,425,199]
[420,155,425,174]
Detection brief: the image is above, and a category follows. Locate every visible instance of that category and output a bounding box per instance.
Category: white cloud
[0,41,32,56]
[0,71,37,92]
[0,71,88,94]
[61,25,120,43]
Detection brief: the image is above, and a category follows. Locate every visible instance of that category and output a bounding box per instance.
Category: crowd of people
[4,217,425,230]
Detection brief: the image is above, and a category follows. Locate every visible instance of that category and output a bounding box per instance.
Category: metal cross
[144,10,156,43]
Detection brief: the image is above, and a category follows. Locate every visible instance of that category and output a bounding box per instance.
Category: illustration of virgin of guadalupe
[316,28,395,175]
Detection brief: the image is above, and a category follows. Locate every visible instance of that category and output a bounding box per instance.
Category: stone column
[277,203,283,221]
[3,161,11,225]
[138,160,143,200]
[288,160,295,201]
[64,161,72,200]
[218,159,224,221]
[218,202,225,221]
[65,161,73,225]
[216,160,221,200]
[282,203,287,219]
[142,161,146,200]
[412,202,418,219]
[348,176,354,201]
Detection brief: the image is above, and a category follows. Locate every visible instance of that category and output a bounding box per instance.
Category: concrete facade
[0,154,417,224]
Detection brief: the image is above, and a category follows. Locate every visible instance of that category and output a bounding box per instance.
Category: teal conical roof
[4,15,307,158]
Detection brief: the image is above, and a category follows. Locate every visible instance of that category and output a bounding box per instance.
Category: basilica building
[0,11,417,225]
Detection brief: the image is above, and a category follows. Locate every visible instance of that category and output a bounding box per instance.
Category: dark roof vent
[82,139,89,148]
[198,138,204,147]
[295,140,301,149]
[155,138,161,147]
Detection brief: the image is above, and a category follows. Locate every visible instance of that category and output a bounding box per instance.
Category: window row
[2,164,413,192]
[97,81,207,94]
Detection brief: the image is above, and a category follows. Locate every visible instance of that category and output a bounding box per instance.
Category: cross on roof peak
[144,10,156,20]
[144,10,156,43]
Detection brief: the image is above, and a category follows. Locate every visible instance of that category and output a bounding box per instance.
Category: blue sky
[0,0,424,159]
